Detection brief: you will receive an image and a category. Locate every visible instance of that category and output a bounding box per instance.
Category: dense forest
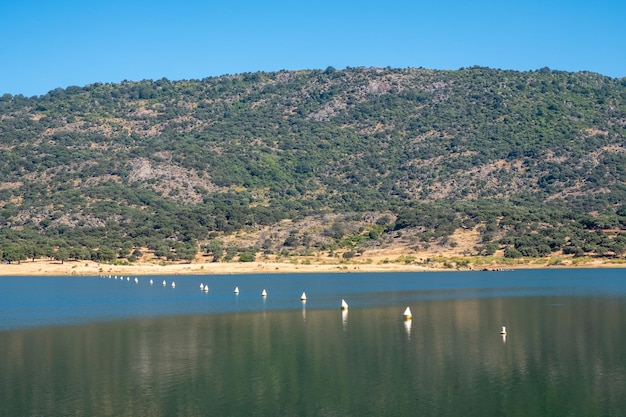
[1,66,625,264]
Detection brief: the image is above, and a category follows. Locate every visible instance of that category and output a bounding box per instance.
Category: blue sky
[1,0,624,97]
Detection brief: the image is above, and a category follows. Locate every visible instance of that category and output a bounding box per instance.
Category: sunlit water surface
[1,269,625,416]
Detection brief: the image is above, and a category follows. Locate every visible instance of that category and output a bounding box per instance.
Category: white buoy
[341,299,349,310]
[171,281,176,288]
[301,292,307,301]
[162,280,166,286]
[204,284,209,292]
[234,286,239,294]
[403,307,412,320]
[127,277,130,281]
[500,326,507,335]
[149,279,153,285]
[134,277,138,284]
[261,289,267,297]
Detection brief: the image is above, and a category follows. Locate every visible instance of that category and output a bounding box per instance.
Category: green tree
[1,244,26,264]
[327,221,346,239]
[178,244,198,263]
[97,246,117,262]
[504,247,522,258]
[204,241,224,262]
[54,248,69,264]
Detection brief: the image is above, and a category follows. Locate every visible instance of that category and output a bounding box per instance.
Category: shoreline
[2,257,625,276]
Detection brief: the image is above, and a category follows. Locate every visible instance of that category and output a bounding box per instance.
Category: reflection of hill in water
[2,297,626,416]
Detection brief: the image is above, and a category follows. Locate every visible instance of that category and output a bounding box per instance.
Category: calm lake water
[1,269,625,416]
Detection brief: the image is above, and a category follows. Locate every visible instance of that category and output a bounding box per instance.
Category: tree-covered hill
[1,66,625,264]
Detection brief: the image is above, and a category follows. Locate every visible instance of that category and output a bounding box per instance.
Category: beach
[2,253,623,276]
[1,258,437,276]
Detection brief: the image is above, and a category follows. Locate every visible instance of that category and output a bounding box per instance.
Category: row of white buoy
[161,279,175,288]
[99,275,181,288]
[99,275,507,334]
[102,275,141,283]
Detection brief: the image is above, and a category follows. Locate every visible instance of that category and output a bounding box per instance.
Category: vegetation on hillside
[1,66,625,264]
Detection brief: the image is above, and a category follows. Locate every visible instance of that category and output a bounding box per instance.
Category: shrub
[504,247,522,258]
[239,253,255,262]
[548,257,563,266]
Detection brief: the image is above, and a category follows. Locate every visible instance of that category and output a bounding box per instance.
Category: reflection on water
[404,318,412,339]
[1,295,626,416]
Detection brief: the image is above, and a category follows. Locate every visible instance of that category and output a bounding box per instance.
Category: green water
[2,295,625,416]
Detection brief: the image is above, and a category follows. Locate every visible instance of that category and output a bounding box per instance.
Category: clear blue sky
[1,0,624,97]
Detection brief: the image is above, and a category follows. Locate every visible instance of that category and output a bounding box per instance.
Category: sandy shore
[1,256,624,276]
[1,259,434,276]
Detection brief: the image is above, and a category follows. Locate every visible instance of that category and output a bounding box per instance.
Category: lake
[1,269,625,416]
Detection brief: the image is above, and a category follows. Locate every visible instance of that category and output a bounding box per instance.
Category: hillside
[1,66,626,266]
